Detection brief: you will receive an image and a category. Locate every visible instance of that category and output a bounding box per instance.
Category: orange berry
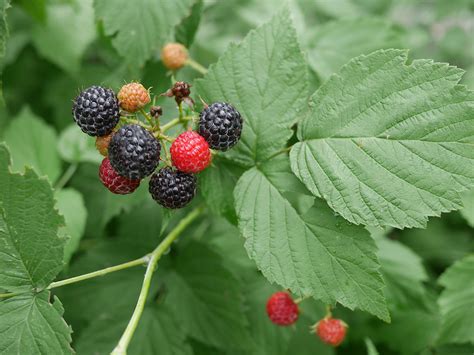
[117,83,150,112]
[161,43,188,70]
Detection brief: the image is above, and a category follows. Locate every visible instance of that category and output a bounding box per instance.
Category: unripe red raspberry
[117,82,150,112]
[95,132,113,156]
[99,157,140,194]
[315,318,347,347]
[266,291,299,326]
[161,43,188,70]
[170,131,211,173]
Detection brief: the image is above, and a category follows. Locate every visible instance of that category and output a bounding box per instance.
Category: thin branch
[54,164,78,190]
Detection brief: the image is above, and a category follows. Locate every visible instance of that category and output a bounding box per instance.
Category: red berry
[266,291,299,326]
[99,157,140,194]
[315,318,347,347]
[170,131,211,173]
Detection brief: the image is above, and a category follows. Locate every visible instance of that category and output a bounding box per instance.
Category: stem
[263,146,292,163]
[185,58,208,75]
[55,164,78,190]
[160,116,194,133]
[120,117,150,129]
[112,207,203,355]
[139,108,154,126]
[0,257,147,299]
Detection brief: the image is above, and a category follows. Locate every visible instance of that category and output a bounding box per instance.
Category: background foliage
[0,0,473,354]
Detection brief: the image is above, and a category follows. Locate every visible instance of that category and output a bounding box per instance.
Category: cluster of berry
[266,292,348,347]
[71,81,242,209]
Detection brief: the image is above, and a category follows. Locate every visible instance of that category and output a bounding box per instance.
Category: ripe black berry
[149,167,197,209]
[199,102,243,151]
[108,124,161,180]
[72,86,120,136]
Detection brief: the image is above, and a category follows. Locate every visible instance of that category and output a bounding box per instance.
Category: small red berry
[170,131,211,173]
[315,318,347,347]
[266,291,299,326]
[99,157,140,194]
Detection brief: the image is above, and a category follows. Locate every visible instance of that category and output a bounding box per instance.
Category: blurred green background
[0,0,473,354]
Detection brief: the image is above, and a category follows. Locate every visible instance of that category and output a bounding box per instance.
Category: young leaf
[31,0,96,75]
[95,0,195,67]
[55,188,87,265]
[163,241,253,350]
[234,156,389,321]
[4,107,61,183]
[304,18,403,80]
[291,49,474,229]
[0,144,65,292]
[437,255,474,344]
[0,291,73,354]
[195,7,309,166]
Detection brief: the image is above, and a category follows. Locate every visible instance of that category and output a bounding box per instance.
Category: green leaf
[437,254,474,345]
[0,144,65,292]
[0,291,73,354]
[199,156,244,223]
[195,7,309,165]
[0,0,10,58]
[460,189,474,227]
[377,237,428,309]
[398,218,473,268]
[32,0,96,75]
[55,188,87,265]
[305,18,403,80]
[95,0,194,67]
[234,155,389,321]
[4,106,61,183]
[16,0,46,23]
[174,0,203,47]
[69,163,148,237]
[57,124,103,165]
[291,49,474,229]
[163,241,253,350]
[76,305,192,355]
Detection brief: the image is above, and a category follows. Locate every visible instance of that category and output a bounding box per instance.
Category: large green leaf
[437,255,474,345]
[234,156,389,321]
[32,0,96,75]
[174,0,203,47]
[460,189,474,227]
[291,49,474,229]
[376,236,428,309]
[0,0,10,58]
[4,107,61,183]
[164,241,253,350]
[305,18,403,80]
[195,7,309,166]
[55,188,87,265]
[0,144,65,292]
[95,0,194,67]
[0,291,73,354]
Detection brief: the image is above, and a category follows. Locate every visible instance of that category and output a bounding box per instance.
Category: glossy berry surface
[149,167,197,209]
[266,292,299,326]
[199,102,243,151]
[99,158,140,194]
[117,83,150,112]
[315,318,347,347]
[72,86,120,136]
[108,124,161,180]
[170,131,211,173]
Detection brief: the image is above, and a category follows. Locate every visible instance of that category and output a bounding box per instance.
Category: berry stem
[111,206,204,355]
[54,163,78,190]
[186,58,208,75]
[160,115,194,133]
[139,108,154,127]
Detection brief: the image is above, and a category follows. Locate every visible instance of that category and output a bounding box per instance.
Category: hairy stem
[160,115,194,133]
[54,163,78,190]
[111,207,203,355]
[186,58,208,75]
